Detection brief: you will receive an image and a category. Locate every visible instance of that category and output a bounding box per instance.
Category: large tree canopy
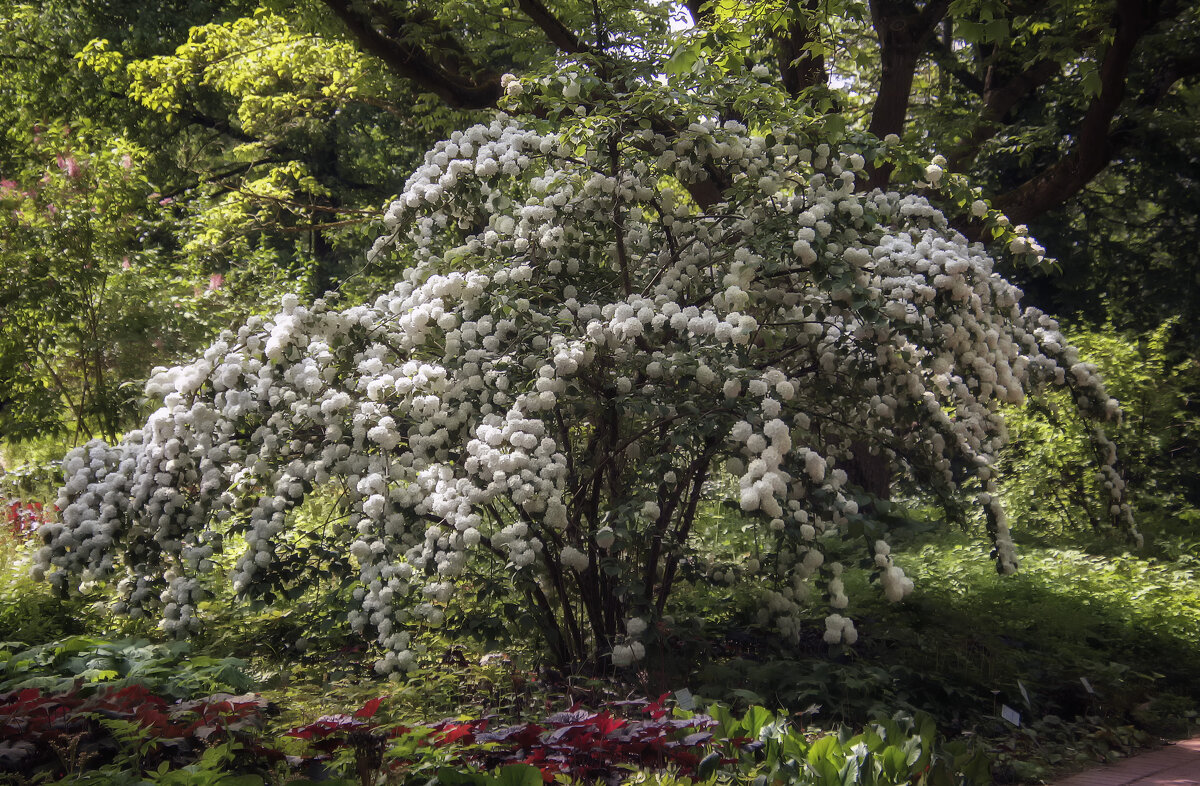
[309,0,1200,224]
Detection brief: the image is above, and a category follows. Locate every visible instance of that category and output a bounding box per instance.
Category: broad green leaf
[495,764,542,786]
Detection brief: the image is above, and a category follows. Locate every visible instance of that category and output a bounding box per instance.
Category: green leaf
[823,114,846,139]
[838,755,861,786]
[809,756,842,784]
[697,751,721,780]
[436,767,488,786]
[879,745,908,780]
[740,705,774,736]
[495,764,542,786]
[217,777,265,786]
[808,735,842,766]
[665,41,702,76]
[957,20,983,42]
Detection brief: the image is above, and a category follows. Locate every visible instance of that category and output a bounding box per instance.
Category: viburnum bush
[35,65,1136,673]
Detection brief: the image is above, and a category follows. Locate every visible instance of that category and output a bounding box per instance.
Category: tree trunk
[846,441,892,501]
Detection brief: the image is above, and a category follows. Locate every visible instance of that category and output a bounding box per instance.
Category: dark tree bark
[945,57,1061,169]
[865,0,952,188]
[994,0,1155,224]
[515,0,593,53]
[683,0,711,26]
[847,442,893,501]
[777,0,828,96]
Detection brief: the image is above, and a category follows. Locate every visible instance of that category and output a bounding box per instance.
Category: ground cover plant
[0,664,993,786]
[690,533,1200,782]
[0,684,270,782]
[0,636,254,698]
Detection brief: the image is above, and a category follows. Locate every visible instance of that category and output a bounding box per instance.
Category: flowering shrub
[35,68,1135,672]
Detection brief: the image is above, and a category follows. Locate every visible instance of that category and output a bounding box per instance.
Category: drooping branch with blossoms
[36,67,1137,673]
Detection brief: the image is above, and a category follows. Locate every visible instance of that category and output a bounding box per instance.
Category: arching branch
[946,57,1061,169]
[516,0,592,54]
[319,0,501,109]
[994,0,1155,224]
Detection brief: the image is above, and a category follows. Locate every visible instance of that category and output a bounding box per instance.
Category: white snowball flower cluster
[610,615,650,668]
[874,540,914,603]
[37,74,1135,670]
[823,613,859,645]
[611,641,646,668]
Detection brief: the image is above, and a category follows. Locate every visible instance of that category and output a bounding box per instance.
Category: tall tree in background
[0,1,475,440]
[306,0,1198,224]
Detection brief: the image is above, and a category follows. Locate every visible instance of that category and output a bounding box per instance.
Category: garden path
[1052,737,1200,785]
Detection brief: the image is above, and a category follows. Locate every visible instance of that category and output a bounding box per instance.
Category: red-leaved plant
[285,693,726,782]
[0,684,272,777]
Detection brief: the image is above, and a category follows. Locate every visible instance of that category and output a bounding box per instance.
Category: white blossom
[37,87,1135,672]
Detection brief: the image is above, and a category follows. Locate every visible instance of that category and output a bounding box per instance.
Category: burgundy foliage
[0,684,271,776]
[4,500,46,535]
[285,693,724,781]
[1,680,722,782]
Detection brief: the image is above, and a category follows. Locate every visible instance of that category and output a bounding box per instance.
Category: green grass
[0,493,1197,784]
[684,531,1199,782]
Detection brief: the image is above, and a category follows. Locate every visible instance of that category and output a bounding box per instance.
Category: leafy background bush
[998,321,1200,547]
